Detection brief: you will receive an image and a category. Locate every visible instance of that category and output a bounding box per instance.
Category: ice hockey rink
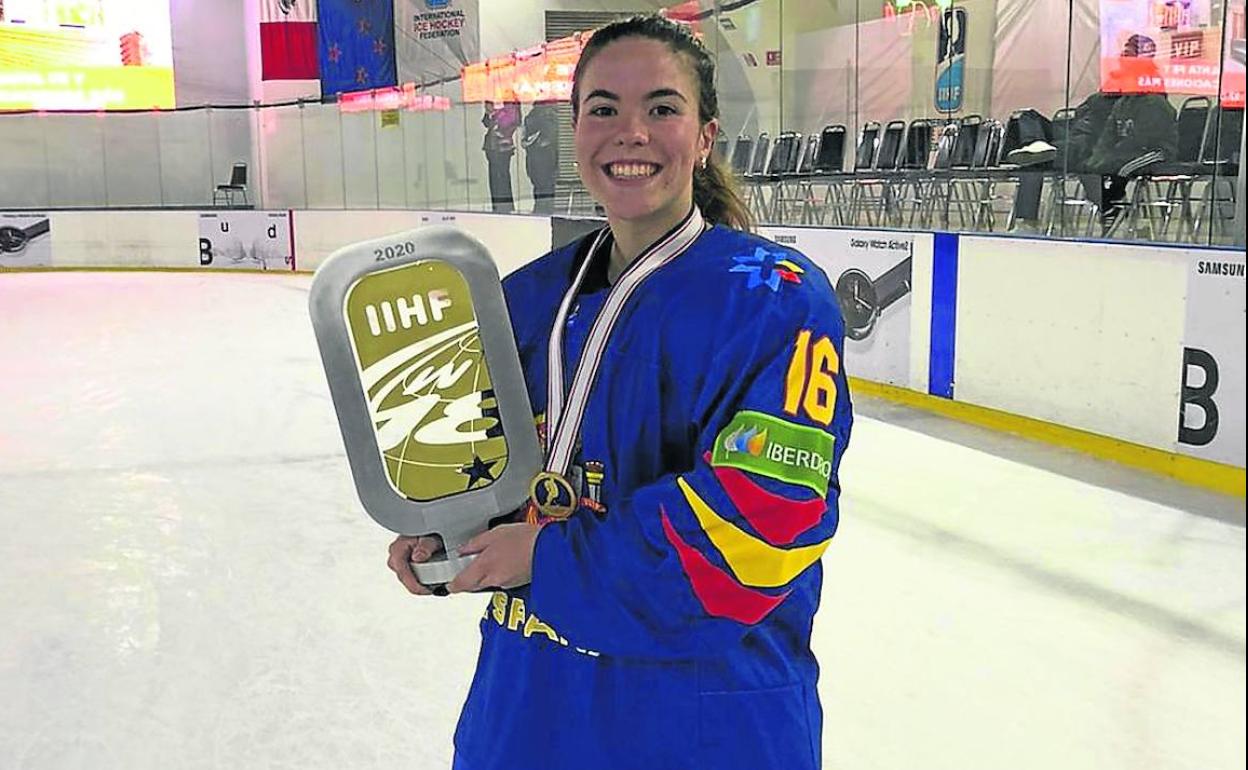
[0,270,1243,770]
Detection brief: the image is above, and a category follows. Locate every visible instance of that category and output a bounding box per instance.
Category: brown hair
[570,15,754,232]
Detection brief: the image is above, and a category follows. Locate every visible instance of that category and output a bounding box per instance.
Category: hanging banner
[760,227,918,386]
[197,212,294,271]
[397,0,480,86]
[0,214,52,268]
[318,0,397,96]
[260,0,319,81]
[1177,251,1246,467]
[936,7,967,112]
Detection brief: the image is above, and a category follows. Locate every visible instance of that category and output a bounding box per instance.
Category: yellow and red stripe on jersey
[703,451,825,545]
[675,477,830,589]
[659,508,788,625]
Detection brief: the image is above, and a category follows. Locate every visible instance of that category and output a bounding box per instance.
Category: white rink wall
[954,236,1243,468]
[2,210,1243,470]
[955,236,1189,451]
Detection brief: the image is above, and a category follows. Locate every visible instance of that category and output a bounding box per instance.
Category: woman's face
[574,37,716,233]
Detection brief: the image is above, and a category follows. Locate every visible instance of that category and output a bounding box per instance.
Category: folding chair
[214,163,249,207]
[893,119,936,226]
[729,134,755,177]
[848,120,907,226]
[742,132,772,220]
[762,131,806,224]
[802,125,851,225]
[1117,96,1210,240]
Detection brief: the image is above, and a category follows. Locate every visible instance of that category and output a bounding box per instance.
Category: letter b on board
[1179,347,1219,446]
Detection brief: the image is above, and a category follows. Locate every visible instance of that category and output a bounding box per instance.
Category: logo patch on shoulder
[731,247,804,292]
[711,410,834,496]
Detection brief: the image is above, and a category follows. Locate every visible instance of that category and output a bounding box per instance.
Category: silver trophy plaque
[309,226,542,585]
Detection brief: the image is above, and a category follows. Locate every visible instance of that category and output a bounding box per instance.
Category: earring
[699,156,708,170]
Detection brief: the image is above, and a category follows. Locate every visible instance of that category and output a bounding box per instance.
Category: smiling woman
[569,15,754,279]
[384,15,854,770]
[571,36,716,269]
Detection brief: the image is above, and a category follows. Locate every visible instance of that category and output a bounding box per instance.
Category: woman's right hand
[387,535,446,596]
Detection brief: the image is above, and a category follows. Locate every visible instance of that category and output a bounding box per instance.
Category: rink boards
[1,208,1243,479]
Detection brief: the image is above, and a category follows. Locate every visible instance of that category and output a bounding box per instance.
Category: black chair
[214,163,249,207]
[742,131,772,220]
[853,121,882,171]
[812,125,847,174]
[949,119,1007,231]
[950,115,983,169]
[797,134,820,174]
[900,120,934,170]
[849,120,907,226]
[729,134,755,176]
[893,119,935,226]
[931,122,960,170]
[762,131,805,223]
[1176,96,1212,163]
[748,132,772,177]
[764,131,802,176]
[1050,107,1077,169]
[925,117,982,228]
[804,124,851,225]
[1191,104,1243,242]
[1119,96,1211,239]
[1108,99,1240,242]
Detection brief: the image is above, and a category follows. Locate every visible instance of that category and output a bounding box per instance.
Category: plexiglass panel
[0,0,1240,245]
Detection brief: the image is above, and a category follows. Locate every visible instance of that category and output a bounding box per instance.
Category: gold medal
[529,470,577,520]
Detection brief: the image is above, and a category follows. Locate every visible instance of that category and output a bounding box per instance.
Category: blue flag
[318,0,398,95]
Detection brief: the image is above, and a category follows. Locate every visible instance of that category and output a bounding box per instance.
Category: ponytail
[694,154,754,232]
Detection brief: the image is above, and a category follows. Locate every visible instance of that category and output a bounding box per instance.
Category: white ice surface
[0,272,1243,770]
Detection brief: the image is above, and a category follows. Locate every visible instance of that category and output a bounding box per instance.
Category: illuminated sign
[882,0,948,36]
[338,82,451,113]
[460,32,589,103]
[1099,0,1243,106]
[0,0,175,111]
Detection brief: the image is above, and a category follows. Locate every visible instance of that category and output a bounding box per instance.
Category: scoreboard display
[0,0,175,111]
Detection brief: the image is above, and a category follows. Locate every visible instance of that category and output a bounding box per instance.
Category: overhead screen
[0,0,175,111]
[1099,0,1245,107]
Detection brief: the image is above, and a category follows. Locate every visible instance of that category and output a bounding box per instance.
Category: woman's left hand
[447,522,541,593]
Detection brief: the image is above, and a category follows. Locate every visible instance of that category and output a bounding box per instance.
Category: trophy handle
[411,551,477,587]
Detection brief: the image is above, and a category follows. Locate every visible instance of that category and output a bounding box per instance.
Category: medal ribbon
[530,207,706,520]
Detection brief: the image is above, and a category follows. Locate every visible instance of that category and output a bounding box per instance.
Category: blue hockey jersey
[453,215,853,770]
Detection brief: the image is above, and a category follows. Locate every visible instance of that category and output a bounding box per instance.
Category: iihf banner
[396,0,480,86]
[318,0,397,96]
[1177,251,1246,467]
[197,212,294,271]
[760,227,916,386]
[936,7,967,113]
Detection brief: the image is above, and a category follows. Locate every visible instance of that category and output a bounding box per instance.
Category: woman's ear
[700,118,719,156]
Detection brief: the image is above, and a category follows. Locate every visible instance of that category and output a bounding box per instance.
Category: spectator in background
[522,100,560,215]
[483,101,521,213]
[1008,34,1177,235]
[1076,34,1177,230]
